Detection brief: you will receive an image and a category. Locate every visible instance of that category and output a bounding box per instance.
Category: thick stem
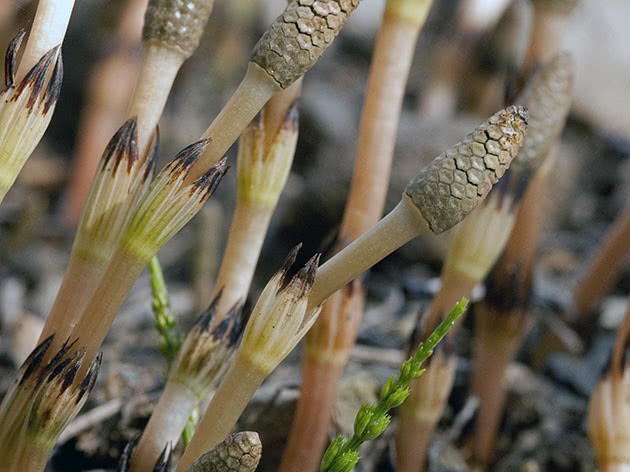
[176,354,266,471]
[395,416,433,472]
[8,439,50,472]
[522,8,566,79]
[471,332,520,465]
[211,201,273,319]
[280,358,344,472]
[127,44,185,160]
[185,63,282,184]
[308,197,430,310]
[38,253,106,353]
[424,267,477,335]
[70,248,146,368]
[130,382,198,472]
[341,8,428,238]
[574,208,630,319]
[16,0,75,81]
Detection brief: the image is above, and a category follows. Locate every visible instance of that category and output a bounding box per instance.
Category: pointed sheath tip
[192,155,230,197]
[154,442,173,472]
[4,29,26,89]
[196,288,223,330]
[173,138,211,172]
[290,252,321,298]
[60,348,88,393]
[118,434,141,472]
[14,45,61,110]
[102,118,139,172]
[43,49,63,113]
[276,243,302,289]
[18,333,55,384]
[79,352,102,399]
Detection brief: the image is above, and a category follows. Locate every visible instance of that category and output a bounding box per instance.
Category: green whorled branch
[320,299,469,472]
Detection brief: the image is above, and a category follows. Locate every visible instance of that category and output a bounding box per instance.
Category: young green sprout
[588,294,630,472]
[283,0,435,468]
[176,248,321,471]
[320,300,469,472]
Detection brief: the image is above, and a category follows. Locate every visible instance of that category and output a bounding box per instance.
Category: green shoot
[319,299,469,472]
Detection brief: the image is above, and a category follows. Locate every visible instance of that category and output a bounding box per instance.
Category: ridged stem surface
[176,354,266,471]
[131,381,198,472]
[16,0,74,81]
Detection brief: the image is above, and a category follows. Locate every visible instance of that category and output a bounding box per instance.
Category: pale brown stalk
[574,207,630,319]
[63,0,148,224]
[15,0,74,82]
[588,294,630,472]
[308,105,528,310]
[128,0,216,159]
[184,0,363,184]
[521,0,577,82]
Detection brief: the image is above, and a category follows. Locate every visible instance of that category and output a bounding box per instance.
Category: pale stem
[395,416,434,472]
[522,7,565,78]
[176,354,266,471]
[280,357,344,472]
[185,63,282,185]
[574,208,630,319]
[71,248,146,369]
[424,268,477,334]
[341,10,428,239]
[130,382,198,472]
[7,439,50,472]
[127,44,185,160]
[472,335,519,465]
[211,201,273,319]
[16,0,75,81]
[38,253,107,353]
[599,464,630,472]
[308,197,430,310]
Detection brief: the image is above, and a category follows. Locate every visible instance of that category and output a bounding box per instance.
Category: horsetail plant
[587,293,630,472]
[0,0,76,202]
[129,0,216,159]
[130,294,244,471]
[0,335,101,471]
[63,0,148,223]
[131,94,299,470]
[0,30,62,203]
[307,105,528,311]
[471,51,573,466]
[38,0,217,354]
[70,143,228,365]
[283,0,436,468]
[320,300,469,472]
[184,0,363,183]
[176,248,322,471]
[396,52,572,471]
